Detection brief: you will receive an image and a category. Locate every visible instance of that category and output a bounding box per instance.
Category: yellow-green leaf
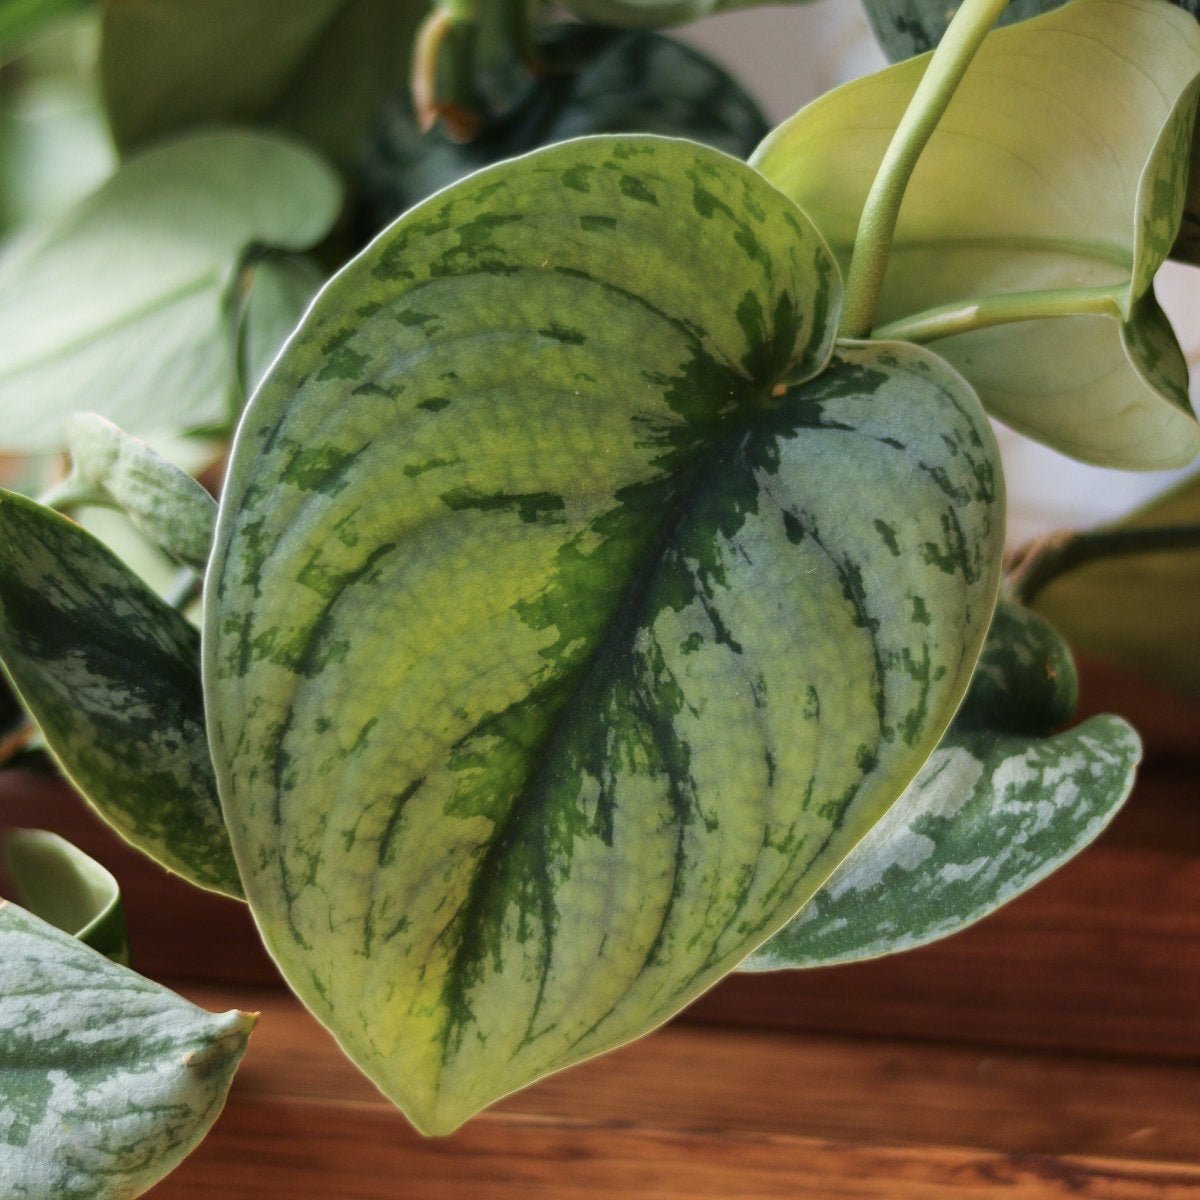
[3,829,129,965]
[752,0,1200,469]
[206,136,1003,1134]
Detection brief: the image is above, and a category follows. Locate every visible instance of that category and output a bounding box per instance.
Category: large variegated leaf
[0,129,341,452]
[100,0,426,169]
[0,489,240,897]
[4,829,129,965]
[742,603,1139,969]
[55,414,217,572]
[206,135,1004,1134]
[752,0,1200,470]
[0,899,253,1200]
[360,26,769,230]
[1034,475,1200,699]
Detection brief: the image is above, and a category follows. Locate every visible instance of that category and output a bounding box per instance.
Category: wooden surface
[2,659,1197,1196]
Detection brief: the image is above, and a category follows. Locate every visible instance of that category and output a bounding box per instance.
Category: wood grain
[146,985,1200,1199]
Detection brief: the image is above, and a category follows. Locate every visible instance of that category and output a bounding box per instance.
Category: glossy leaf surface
[743,603,1139,968]
[0,899,253,1200]
[0,489,240,897]
[1034,476,1200,699]
[0,129,341,452]
[58,414,217,572]
[100,0,426,169]
[207,136,1003,1134]
[4,829,129,965]
[360,26,768,229]
[753,0,1200,469]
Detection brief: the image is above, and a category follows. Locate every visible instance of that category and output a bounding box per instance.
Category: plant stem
[411,3,482,140]
[1007,523,1200,605]
[873,285,1124,344]
[839,0,1011,339]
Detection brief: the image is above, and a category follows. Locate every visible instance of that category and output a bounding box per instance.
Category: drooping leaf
[1033,475,1200,699]
[54,414,217,572]
[0,488,241,897]
[752,0,1200,470]
[205,136,1003,1134]
[100,0,427,169]
[0,128,341,453]
[742,602,1140,969]
[0,899,253,1199]
[236,253,325,397]
[359,25,769,229]
[3,828,129,964]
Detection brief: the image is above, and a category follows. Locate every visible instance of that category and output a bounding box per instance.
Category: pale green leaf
[3,829,129,965]
[205,136,1003,1134]
[54,413,217,572]
[0,899,253,1200]
[0,488,241,898]
[360,25,769,229]
[1034,475,1200,698]
[752,0,1200,469]
[236,254,325,397]
[100,0,426,169]
[742,603,1140,969]
[0,128,341,453]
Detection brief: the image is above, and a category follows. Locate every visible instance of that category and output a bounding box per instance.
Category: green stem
[839,0,1011,339]
[1007,523,1200,605]
[873,285,1124,344]
[411,3,482,141]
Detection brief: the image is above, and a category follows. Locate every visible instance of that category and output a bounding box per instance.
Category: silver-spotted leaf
[56,414,217,572]
[752,0,1200,469]
[359,26,768,230]
[4,829,129,965]
[0,128,341,452]
[0,489,240,898]
[0,899,253,1200]
[206,136,1003,1134]
[742,603,1140,969]
[100,0,426,169]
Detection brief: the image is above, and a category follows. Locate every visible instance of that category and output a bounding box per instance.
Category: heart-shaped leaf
[3,828,129,965]
[0,898,253,1200]
[100,0,427,169]
[752,0,1200,469]
[0,128,341,453]
[206,136,1003,1133]
[53,414,217,572]
[1033,475,1200,699]
[359,26,769,229]
[0,488,240,897]
[742,602,1140,969]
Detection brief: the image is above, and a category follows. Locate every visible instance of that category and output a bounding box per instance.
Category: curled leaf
[3,828,129,965]
[753,0,1200,469]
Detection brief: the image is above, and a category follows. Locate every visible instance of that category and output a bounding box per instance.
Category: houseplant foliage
[1,0,1199,1187]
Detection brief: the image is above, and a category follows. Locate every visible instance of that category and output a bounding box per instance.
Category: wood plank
[146,986,1200,1200]
[187,986,1200,1165]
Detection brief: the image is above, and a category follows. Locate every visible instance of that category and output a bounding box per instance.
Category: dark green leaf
[0,488,241,897]
[743,603,1140,968]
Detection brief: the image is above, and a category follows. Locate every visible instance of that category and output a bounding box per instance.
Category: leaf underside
[207,136,1003,1133]
[743,602,1140,968]
[0,489,241,898]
